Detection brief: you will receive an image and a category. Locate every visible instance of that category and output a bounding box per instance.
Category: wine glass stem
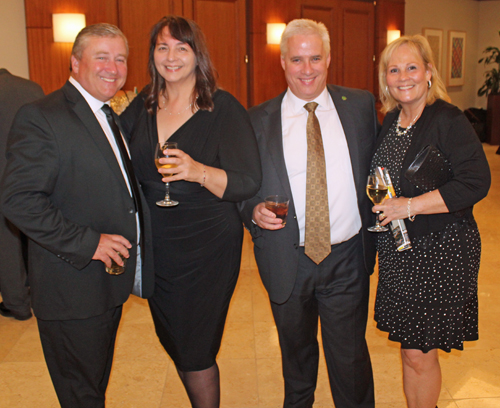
[375,211,381,227]
[165,182,171,200]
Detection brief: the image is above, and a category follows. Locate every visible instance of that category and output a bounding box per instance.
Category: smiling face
[154,27,197,86]
[386,44,432,111]
[281,34,331,101]
[71,36,127,102]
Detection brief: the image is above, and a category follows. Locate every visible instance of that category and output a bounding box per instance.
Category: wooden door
[338,0,374,92]
[300,0,375,93]
[184,0,248,106]
[301,0,339,85]
[119,0,182,92]
[301,0,340,84]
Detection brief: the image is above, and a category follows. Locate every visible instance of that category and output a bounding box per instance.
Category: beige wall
[476,1,500,108]
[0,0,29,79]
[405,0,500,111]
[405,0,480,110]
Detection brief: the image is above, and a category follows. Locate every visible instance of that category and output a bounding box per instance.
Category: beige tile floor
[0,144,499,408]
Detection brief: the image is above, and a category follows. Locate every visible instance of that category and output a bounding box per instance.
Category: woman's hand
[373,196,409,226]
[373,190,449,225]
[157,147,228,198]
[157,148,203,184]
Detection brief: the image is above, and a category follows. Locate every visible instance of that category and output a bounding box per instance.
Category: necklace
[160,95,193,115]
[396,111,421,137]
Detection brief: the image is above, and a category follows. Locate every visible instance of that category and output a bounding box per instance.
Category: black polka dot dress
[371,118,480,353]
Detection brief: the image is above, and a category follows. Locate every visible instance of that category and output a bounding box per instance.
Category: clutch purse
[404,145,453,192]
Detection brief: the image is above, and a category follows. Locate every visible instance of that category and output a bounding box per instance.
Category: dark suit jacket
[1,81,154,320]
[0,69,44,183]
[239,85,379,304]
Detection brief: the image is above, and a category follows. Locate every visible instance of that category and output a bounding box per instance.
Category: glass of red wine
[265,195,289,226]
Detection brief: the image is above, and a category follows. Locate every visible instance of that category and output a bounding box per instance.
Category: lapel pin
[342,96,347,101]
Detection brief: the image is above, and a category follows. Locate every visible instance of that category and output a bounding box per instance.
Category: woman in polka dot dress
[371,35,491,408]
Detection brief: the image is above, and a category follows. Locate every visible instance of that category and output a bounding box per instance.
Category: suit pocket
[253,235,264,249]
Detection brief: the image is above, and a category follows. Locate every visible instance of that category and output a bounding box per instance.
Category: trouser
[271,234,374,408]
[37,305,123,408]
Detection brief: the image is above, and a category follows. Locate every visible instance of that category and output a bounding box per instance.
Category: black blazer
[239,85,379,304]
[377,99,491,238]
[1,81,154,320]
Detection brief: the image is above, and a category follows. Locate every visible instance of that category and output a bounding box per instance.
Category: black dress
[121,90,261,371]
[371,117,481,353]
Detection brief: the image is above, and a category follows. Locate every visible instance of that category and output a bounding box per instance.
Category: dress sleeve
[437,109,491,212]
[217,94,262,202]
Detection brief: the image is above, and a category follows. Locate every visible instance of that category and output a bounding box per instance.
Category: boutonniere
[342,96,347,101]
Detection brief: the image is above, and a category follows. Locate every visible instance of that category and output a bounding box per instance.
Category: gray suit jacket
[1,81,155,320]
[0,69,44,183]
[239,85,379,304]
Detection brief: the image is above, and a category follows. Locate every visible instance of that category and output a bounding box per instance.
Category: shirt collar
[284,87,332,115]
[69,76,111,114]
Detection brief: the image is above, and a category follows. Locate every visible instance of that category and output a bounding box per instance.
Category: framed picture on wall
[422,28,443,74]
[447,30,466,86]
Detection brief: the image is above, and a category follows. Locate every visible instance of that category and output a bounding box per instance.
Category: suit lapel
[63,82,130,192]
[328,85,363,193]
[261,95,294,202]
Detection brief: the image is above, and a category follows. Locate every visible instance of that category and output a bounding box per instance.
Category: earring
[428,80,432,89]
[385,86,388,93]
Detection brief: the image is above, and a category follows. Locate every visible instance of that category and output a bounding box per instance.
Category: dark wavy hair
[144,16,218,114]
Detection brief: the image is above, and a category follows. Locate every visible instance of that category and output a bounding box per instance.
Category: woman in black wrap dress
[120,16,261,408]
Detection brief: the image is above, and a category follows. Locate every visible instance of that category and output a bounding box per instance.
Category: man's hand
[252,202,285,230]
[92,234,132,268]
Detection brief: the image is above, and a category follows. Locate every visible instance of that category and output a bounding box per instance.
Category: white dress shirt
[281,87,361,246]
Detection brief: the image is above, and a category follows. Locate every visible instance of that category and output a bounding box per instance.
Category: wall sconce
[387,29,401,44]
[267,23,286,45]
[53,13,86,43]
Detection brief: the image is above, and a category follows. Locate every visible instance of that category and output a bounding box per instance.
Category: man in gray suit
[239,19,378,407]
[0,68,44,320]
[1,24,154,408]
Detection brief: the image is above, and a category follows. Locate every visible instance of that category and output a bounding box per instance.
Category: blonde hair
[378,34,450,113]
[280,19,330,57]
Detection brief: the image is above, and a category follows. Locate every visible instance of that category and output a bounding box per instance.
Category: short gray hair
[71,23,128,69]
[280,19,330,57]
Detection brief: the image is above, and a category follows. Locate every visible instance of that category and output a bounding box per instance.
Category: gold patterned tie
[304,102,331,264]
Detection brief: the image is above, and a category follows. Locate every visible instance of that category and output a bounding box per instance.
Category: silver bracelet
[200,164,206,187]
[407,197,416,222]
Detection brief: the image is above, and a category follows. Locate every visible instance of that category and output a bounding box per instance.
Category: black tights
[177,363,220,408]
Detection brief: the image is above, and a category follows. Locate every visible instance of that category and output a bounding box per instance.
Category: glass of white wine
[366,173,389,232]
[155,142,179,207]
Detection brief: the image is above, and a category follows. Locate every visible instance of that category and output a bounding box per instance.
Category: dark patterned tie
[304,102,331,264]
[101,104,144,251]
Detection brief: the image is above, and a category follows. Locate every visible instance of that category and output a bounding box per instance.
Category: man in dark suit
[1,24,154,408]
[0,68,44,320]
[239,19,378,407]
